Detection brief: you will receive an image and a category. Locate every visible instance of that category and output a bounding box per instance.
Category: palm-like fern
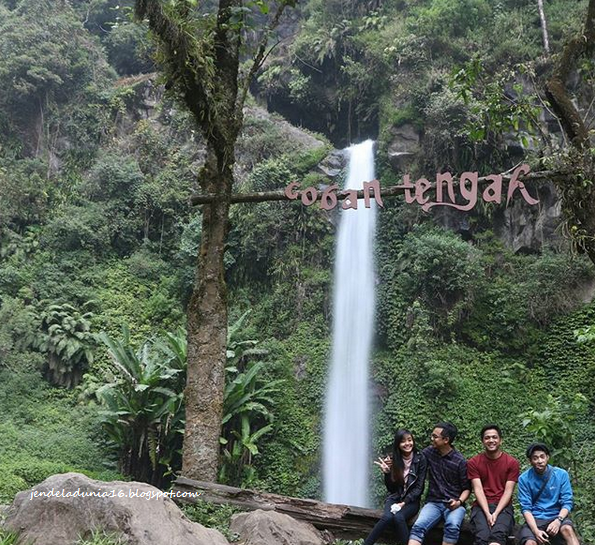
[34,302,95,388]
[219,360,281,485]
[218,311,280,485]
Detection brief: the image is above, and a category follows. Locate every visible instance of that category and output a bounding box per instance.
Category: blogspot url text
[29,488,202,501]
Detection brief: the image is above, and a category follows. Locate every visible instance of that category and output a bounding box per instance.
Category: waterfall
[323,139,377,508]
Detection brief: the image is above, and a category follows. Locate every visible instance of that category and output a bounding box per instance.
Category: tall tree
[133,0,295,481]
[545,0,595,263]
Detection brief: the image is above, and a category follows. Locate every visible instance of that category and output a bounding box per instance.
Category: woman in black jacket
[364,429,427,545]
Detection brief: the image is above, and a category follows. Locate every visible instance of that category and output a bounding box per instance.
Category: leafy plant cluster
[257,0,588,153]
[94,326,186,487]
[520,392,595,541]
[92,312,281,488]
[0,367,119,504]
[376,221,594,353]
[182,501,243,542]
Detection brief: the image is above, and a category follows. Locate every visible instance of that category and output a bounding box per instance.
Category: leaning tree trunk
[545,0,595,264]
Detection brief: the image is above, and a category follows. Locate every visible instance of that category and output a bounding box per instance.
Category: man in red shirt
[468,424,520,545]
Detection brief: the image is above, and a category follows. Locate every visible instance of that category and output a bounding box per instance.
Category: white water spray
[323,139,377,508]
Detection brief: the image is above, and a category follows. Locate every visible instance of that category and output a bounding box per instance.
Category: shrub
[378,225,483,346]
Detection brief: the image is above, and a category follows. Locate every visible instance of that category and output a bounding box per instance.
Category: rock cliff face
[383,123,564,253]
[386,124,421,173]
[96,77,568,255]
[109,77,328,188]
[497,181,562,253]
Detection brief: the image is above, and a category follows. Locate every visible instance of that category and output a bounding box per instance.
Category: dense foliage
[1,0,594,542]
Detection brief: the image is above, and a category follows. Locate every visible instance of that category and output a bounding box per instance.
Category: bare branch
[294,52,323,73]
[583,93,595,127]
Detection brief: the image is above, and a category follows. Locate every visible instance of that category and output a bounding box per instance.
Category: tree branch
[236,1,296,114]
[190,169,565,206]
[545,0,595,149]
[134,0,213,129]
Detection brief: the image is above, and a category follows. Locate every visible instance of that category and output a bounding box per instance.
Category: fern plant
[33,302,95,388]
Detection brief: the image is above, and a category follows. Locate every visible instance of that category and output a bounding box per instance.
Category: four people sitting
[364,422,582,545]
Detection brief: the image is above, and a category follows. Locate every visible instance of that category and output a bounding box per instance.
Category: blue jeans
[409,502,466,545]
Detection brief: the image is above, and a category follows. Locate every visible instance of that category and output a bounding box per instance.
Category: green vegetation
[95,326,185,487]
[0,368,120,504]
[0,0,594,542]
[92,314,280,489]
[182,502,244,541]
[0,530,20,545]
[76,530,126,545]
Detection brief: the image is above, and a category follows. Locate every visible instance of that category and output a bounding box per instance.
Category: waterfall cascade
[323,139,377,508]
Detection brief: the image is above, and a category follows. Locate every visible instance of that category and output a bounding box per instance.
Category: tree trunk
[544,0,595,264]
[183,142,234,482]
[134,0,293,482]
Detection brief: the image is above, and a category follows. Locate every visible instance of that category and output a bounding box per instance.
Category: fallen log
[173,477,488,544]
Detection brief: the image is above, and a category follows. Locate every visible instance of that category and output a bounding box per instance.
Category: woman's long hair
[390,429,416,484]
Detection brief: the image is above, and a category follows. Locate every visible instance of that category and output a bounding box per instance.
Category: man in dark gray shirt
[408,422,470,545]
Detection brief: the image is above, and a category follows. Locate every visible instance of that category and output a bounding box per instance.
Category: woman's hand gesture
[373,455,392,474]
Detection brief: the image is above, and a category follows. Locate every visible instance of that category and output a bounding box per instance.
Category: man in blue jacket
[517,443,580,545]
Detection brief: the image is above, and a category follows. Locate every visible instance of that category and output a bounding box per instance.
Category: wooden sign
[284,164,538,211]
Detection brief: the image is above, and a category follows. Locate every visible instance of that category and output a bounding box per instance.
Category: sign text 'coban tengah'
[284,164,539,211]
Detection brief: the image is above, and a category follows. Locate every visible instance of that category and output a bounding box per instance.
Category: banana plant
[95,312,280,487]
[219,359,282,486]
[96,326,183,486]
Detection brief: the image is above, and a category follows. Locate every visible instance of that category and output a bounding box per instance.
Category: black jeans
[364,498,420,545]
[470,504,514,545]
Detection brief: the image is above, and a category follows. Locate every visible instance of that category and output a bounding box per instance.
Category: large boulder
[5,473,230,545]
[316,149,347,178]
[229,509,328,545]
